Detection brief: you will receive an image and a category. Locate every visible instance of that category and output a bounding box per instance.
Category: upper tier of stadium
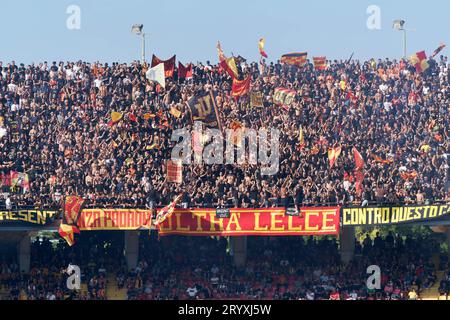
[0,57,448,209]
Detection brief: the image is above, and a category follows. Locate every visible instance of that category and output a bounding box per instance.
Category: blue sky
[0,0,448,64]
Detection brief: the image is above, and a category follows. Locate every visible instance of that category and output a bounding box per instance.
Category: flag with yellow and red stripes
[281,52,307,67]
[58,195,85,246]
[58,224,80,246]
[313,56,327,70]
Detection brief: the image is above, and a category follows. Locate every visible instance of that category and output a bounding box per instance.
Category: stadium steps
[80,283,89,297]
[106,274,127,300]
[420,270,445,300]
[432,253,440,269]
[0,286,8,299]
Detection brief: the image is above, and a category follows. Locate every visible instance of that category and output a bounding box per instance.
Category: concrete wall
[124,231,139,270]
[340,226,355,264]
[230,236,247,268]
[17,233,31,273]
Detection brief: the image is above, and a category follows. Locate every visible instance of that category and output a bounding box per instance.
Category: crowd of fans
[0,55,448,210]
[0,233,123,300]
[1,232,447,300]
[122,232,444,300]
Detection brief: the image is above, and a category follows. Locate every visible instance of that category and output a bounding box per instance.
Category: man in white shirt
[5,196,12,210]
[186,286,198,299]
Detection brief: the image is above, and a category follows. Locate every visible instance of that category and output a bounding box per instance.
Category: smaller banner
[187,91,222,128]
[341,204,450,226]
[273,87,296,110]
[250,91,264,108]
[281,52,307,67]
[158,207,340,236]
[167,159,182,183]
[178,62,193,79]
[313,56,327,70]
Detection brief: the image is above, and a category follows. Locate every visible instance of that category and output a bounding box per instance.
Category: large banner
[158,207,340,236]
[187,91,222,129]
[341,204,450,226]
[77,208,153,231]
[0,209,59,227]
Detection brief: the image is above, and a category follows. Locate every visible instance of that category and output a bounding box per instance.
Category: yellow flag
[143,113,156,120]
[146,143,159,150]
[169,107,182,118]
[299,126,304,145]
[226,57,239,78]
[111,111,123,124]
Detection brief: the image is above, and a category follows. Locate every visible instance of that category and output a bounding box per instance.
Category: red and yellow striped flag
[232,75,251,97]
[281,52,307,67]
[313,56,327,70]
[58,224,80,246]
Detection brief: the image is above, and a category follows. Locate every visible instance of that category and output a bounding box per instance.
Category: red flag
[178,62,193,79]
[129,113,137,122]
[151,54,176,78]
[409,51,429,73]
[372,154,394,164]
[355,179,363,196]
[0,173,11,187]
[232,75,251,97]
[400,171,418,180]
[353,147,365,170]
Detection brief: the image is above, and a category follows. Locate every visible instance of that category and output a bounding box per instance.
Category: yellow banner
[0,210,59,226]
[77,209,152,230]
[342,205,450,226]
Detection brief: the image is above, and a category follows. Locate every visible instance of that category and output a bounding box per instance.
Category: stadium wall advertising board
[0,209,59,227]
[157,207,340,236]
[341,204,450,226]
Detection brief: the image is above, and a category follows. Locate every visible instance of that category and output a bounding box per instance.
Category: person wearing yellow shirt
[408,288,418,300]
